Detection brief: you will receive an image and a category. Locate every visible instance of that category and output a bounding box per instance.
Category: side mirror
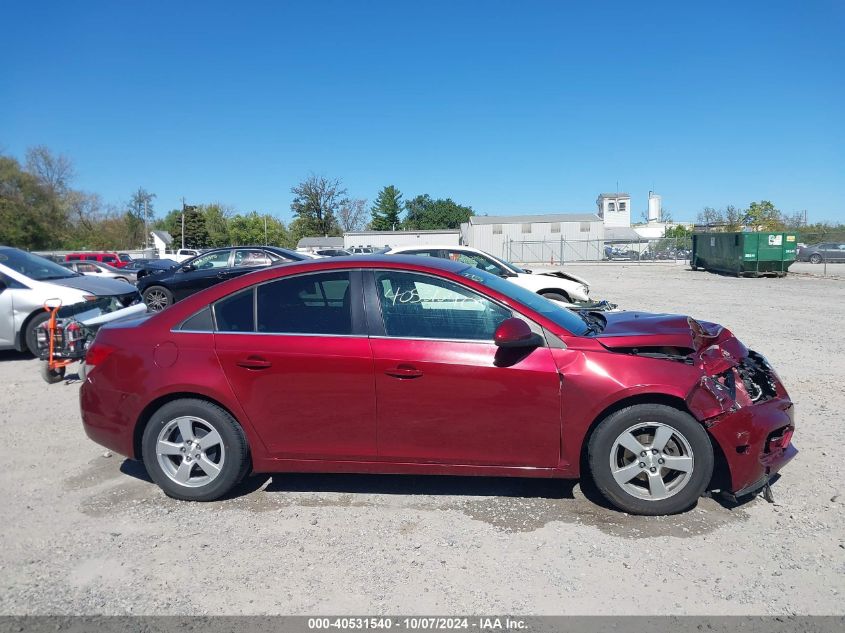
[181,264,195,272]
[494,318,543,349]
[0,280,6,293]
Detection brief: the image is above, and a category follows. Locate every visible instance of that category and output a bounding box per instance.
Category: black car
[797,242,845,264]
[137,246,306,311]
[124,258,181,280]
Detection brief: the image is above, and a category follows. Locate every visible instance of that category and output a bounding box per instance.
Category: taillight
[85,341,116,368]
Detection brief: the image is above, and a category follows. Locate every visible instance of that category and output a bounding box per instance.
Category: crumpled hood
[524,267,590,287]
[43,275,139,296]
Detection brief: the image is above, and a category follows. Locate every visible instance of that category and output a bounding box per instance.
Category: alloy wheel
[145,289,169,311]
[156,416,225,488]
[608,422,694,501]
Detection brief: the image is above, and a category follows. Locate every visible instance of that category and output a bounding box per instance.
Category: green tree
[745,200,783,230]
[370,185,403,231]
[290,174,346,236]
[0,156,67,249]
[202,203,232,247]
[169,205,209,249]
[403,194,473,229]
[126,188,156,247]
[228,211,290,246]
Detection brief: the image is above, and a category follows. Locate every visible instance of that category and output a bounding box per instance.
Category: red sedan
[79,256,796,515]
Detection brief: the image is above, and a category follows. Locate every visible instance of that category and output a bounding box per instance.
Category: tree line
[0,147,476,251]
[696,201,844,241]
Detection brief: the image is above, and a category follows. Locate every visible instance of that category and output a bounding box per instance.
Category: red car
[65,252,133,268]
[79,256,796,515]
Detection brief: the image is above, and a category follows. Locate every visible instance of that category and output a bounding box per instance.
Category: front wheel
[809,254,822,264]
[142,399,250,501]
[587,404,714,515]
[143,285,174,312]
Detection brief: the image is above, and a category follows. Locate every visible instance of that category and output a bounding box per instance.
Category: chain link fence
[503,237,693,266]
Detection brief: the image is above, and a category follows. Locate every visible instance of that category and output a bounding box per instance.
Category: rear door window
[257,271,352,335]
[214,289,255,332]
[233,249,272,267]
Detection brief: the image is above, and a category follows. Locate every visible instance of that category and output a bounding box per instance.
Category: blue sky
[1,1,843,224]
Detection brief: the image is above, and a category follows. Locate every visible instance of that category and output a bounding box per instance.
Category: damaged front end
[598,314,797,499]
[682,318,797,499]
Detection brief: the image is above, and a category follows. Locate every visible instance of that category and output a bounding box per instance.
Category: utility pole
[181,198,186,249]
[143,199,148,252]
[264,215,268,244]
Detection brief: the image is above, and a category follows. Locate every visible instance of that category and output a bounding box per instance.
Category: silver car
[62,260,137,284]
[0,247,141,353]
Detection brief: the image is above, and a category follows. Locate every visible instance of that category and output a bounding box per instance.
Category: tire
[141,399,250,501]
[41,362,66,384]
[587,404,714,515]
[24,311,51,355]
[540,291,571,303]
[809,254,822,264]
[143,285,174,312]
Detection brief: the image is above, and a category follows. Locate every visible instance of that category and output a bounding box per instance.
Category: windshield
[0,248,79,281]
[459,266,590,335]
[483,252,526,274]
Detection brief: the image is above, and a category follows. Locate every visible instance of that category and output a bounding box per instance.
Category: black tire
[141,398,250,501]
[24,311,51,355]
[142,285,174,312]
[587,404,714,515]
[540,291,571,303]
[40,362,66,384]
[809,254,822,264]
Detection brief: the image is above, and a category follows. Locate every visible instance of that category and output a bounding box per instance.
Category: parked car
[123,258,180,280]
[0,247,141,353]
[797,243,845,264]
[172,248,201,263]
[137,246,308,311]
[62,260,137,284]
[349,247,377,254]
[384,245,591,304]
[80,255,795,515]
[313,248,353,257]
[64,251,133,268]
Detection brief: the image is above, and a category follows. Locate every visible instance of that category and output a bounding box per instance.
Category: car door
[171,249,233,300]
[214,270,377,459]
[0,272,17,347]
[366,269,561,467]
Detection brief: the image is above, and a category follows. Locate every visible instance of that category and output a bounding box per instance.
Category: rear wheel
[142,399,250,501]
[587,404,713,515]
[143,285,173,311]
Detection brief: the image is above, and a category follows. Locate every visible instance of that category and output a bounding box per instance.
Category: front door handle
[385,365,423,379]
[236,356,272,370]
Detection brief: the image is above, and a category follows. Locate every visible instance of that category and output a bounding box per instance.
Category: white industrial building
[596,193,632,228]
[343,229,461,251]
[460,213,604,263]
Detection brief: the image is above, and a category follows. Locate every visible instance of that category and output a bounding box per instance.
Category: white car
[384,245,591,304]
[0,247,142,353]
[172,248,200,263]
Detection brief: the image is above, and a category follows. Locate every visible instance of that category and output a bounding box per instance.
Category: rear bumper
[79,377,139,458]
[707,397,796,495]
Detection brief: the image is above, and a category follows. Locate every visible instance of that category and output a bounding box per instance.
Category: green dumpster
[691,231,797,277]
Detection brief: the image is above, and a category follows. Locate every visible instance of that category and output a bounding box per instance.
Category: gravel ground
[0,263,843,615]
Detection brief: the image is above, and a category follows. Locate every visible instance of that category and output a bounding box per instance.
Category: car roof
[271,254,469,273]
[389,244,473,252]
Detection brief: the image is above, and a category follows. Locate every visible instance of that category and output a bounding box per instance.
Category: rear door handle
[385,366,423,379]
[236,356,272,369]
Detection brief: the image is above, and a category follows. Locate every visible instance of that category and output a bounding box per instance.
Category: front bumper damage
[684,318,797,498]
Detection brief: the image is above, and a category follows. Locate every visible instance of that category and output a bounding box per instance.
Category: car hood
[45,275,138,296]
[521,267,590,286]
